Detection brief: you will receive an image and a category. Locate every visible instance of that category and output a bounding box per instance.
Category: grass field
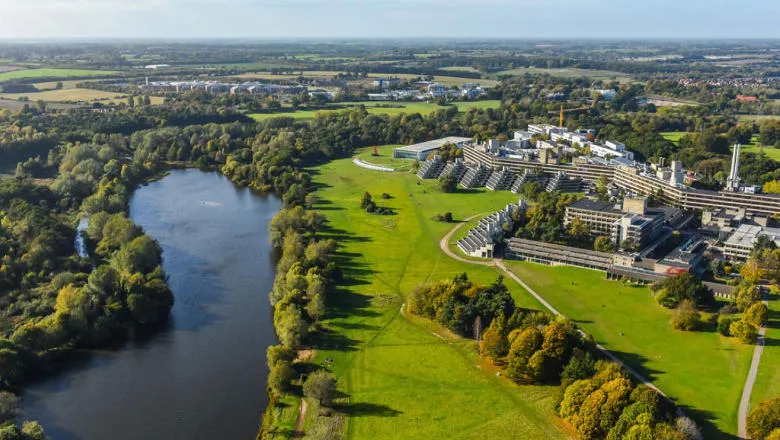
[736,115,779,122]
[503,261,754,439]
[235,70,497,87]
[0,68,118,82]
[660,131,689,145]
[249,100,502,121]
[751,286,780,409]
[0,88,128,103]
[298,150,573,439]
[353,145,415,171]
[494,67,633,84]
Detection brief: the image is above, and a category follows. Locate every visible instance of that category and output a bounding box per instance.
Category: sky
[0,0,778,40]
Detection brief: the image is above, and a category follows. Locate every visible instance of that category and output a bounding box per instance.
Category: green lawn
[354,145,415,171]
[249,100,502,121]
[494,67,633,84]
[0,68,118,82]
[736,115,779,122]
[751,286,780,409]
[503,261,754,439]
[300,149,572,439]
[660,131,689,146]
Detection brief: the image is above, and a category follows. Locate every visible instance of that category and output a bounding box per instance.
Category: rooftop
[394,136,472,154]
[724,224,780,248]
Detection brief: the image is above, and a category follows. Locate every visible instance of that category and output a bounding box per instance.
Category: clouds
[0,0,777,39]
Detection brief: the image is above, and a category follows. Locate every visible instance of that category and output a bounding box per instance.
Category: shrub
[745,302,769,327]
[717,314,739,336]
[747,397,780,440]
[730,319,758,344]
[652,273,713,308]
[670,300,701,331]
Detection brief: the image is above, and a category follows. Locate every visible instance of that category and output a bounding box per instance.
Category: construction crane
[548,104,590,128]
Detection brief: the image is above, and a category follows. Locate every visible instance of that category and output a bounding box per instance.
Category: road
[737,288,769,439]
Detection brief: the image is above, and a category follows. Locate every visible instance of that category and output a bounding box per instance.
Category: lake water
[19,168,281,440]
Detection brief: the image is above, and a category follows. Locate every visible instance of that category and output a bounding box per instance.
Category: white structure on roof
[393,136,472,160]
[726,143,742,192]
[723,223,780,260]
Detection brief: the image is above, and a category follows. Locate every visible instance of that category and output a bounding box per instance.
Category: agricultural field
[503,261,755,439]
[737,143,780,161]
[353,145,414,171]
[249,100,502,121]
[736,114,780,122]
[440,66,482,73]
[494,67,633,84]
[293,150,573,439]
[0,68,118,82]
[0,88,128,104]
[235,70,497,87]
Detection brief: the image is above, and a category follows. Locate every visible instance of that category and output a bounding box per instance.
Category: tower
[726,144,741,192]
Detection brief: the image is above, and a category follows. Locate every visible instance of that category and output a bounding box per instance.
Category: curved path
[439,218,677,403]
[737,287,769,439]
[352,158,394,172]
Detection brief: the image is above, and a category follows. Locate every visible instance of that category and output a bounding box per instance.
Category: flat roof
[724,224,780,248]
[394,136,472,154]
[568,199,622,213]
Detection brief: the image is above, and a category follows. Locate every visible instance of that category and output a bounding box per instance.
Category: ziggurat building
[462,143,780,217]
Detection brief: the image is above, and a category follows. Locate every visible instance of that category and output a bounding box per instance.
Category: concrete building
[373,77,400,89]
[393,136,472,160]
[428,83,448,98]
[726,143,742,192]
[528,124,566,136]
[564,197,669,250]
[723,224,780,260]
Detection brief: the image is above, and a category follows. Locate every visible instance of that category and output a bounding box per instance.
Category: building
[373,77,400,89]
[564,197,669,250]
[591,89,617,100]
[428,83,447,98]
[723,224,780,260]
[726,143,742,192]
[457,201,527,258]
[528,124,566,136]
[393,136,472,160]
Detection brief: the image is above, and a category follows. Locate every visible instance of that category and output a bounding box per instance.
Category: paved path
[438,213,495,267]
[352,158,394,172]
[737,288,769,440]
[438,219,677,403]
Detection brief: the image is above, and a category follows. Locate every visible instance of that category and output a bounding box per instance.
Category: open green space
[0,68,118,82]
[751,286,780,409]
[236,70,497,87]
[662,132,780,160]
[353,145,414,172]
[503,261,754,439]
[660,131,688,145]
[250,100,502,121]
[300,149,572,439]
[736,114,779,122]
[494,67,633,84]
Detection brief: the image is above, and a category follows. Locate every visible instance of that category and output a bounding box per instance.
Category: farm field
[736,114,779,122]
[494,67,633,83]
[0,68,118,82]
[502,261,755,439]
[0,88,128,103]
[235,70,497,87]
[291,149,573,439]
[249,100,502,121]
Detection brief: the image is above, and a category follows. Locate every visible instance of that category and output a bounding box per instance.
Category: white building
[373,77,400,89]
[723,224,780,260]
[591,89,617,100]
[528,124,567,136]
[428,83,447,98]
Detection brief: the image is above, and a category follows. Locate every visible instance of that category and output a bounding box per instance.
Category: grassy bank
[502,261,754,439]
[278,148,571,439]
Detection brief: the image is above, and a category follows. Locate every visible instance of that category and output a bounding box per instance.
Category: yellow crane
[548,104,590,128]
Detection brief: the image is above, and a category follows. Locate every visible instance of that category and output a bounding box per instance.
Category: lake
[19,168,281,440]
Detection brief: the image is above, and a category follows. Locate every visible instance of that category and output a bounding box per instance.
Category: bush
[717,314,739,336]
[434,212,453,222]
[730,319,758,344]
[747,397,780,440]
[439,174,458,193]
[652,273,713,308]
[745,302,769,327]
[669,300,701,331]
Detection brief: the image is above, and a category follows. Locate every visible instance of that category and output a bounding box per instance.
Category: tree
[736,282,761,312]
[747,397,780,440]
[730,319,758,344]
[0,391,18,423]
[742,258,764,283]
[669,300,700,331]
[568,217,591,243]
[652,273,713,308]
[745,302,769,327]
[439,174,458,193]
[20,421,46,440]
[594,236,615,253]
[764,180,780,195]
[595,174,610,201]
[303,370,338,406]
[479,313,508,360]
[127,95,135,108]
[506,327,543,382]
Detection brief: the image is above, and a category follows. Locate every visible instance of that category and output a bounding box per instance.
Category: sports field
[503,261,755,439]
[0,68,118,82]
[249,100,501,121]
[293,149,571,439]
